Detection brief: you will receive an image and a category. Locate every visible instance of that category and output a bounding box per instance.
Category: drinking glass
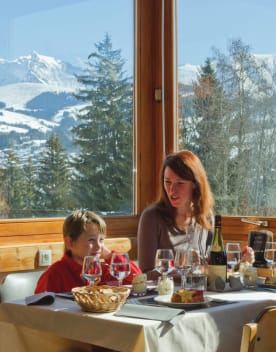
[226,243,241,275]
[81,255,102,285]
[186,223,206,273]
[264,242,276,277]
[174,247,192,288]
[154,249,174,276]
[109,252,131,286]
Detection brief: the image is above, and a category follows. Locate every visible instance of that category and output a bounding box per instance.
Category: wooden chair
[240,305,276,352]
[0,270,44,302]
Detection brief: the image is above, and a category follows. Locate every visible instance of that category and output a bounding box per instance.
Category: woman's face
[163,166,194,210]
[66,222,105,265]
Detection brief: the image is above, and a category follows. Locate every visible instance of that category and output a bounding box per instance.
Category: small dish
[153,294,211,308]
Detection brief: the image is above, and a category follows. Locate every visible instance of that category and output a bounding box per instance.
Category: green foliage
[72,33,133,212]
[182,39,276,216]
[35,133,73,215]
[0,146,26,217]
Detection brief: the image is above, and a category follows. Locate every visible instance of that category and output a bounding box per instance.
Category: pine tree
[21,157,38,217]
[2,147,25,218]
[0,165,9,216]
[72,33,133,213]
[36,133,71,216]
[191,58,229,212]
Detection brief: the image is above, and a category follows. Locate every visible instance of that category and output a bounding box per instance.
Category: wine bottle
[208,214,227,283]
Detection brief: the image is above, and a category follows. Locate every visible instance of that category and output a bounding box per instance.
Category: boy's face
[66,222,105,265]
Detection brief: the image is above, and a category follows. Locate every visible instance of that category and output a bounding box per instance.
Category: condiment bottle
[157,274,174,295]
[243,263,257,287]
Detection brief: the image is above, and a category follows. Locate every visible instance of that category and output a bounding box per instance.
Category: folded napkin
[208,275,243,292]
[115,303,184,322]
[207,276,226,292]
[25,292,55,306]
[229,276,243,290]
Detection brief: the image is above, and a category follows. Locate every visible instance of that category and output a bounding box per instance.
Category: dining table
[0,286,275,352]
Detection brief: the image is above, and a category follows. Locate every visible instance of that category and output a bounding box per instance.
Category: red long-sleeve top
[35,251,141,293]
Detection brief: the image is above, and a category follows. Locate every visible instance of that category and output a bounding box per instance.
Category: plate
[153,295,211,308]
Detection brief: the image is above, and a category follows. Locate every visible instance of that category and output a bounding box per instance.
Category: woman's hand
[241,246,255,264]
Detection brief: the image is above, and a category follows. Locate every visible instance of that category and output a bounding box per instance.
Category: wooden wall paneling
[0,242,64,273]
[222,216,276,244]
[0,237,133,276]
[0,216,139,275]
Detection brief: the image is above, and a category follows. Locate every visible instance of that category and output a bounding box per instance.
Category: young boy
[35,209,141,293]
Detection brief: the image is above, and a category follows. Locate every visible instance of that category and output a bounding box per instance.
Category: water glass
[110,252,130,286]
[154,249,174,275]
[81,255,102,285]
[186,273,207,293]
[264,242,276,277]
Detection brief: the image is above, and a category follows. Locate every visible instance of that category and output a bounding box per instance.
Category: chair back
[240,305,276,352]
[0,270,44,302]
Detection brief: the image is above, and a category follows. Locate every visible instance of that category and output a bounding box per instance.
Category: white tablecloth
[0,290,275,352]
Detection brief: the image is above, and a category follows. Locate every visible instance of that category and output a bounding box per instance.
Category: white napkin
[115,303,184,321]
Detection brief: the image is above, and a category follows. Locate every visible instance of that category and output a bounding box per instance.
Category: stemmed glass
[81,254,102,285]
[154,249,174,276]
[226,243,241,276]
[174,247,192,288]
[109,252,131,286]
[264,242,276,277]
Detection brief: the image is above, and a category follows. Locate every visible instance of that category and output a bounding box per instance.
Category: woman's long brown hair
[156,150,214,230]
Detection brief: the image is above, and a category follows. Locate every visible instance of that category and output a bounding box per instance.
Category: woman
[137,150,253,279]
[35,209,141,293]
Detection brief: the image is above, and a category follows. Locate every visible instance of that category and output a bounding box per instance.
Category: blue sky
[1,0,133,69]
[179,0,276,65]
[1,0,276,68]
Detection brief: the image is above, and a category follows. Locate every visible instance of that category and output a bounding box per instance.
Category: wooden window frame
[0,0,275,251]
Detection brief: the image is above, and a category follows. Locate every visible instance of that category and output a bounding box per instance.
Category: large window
[0,0,134,218]
[178,0,276,216]
[1,0,275,234]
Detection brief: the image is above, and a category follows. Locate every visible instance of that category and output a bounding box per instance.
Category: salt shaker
[157,274,174,295]
[243,263,257,287]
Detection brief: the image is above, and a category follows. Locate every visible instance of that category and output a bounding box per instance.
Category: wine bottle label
[208,265,227,282]
[211,245,221,251]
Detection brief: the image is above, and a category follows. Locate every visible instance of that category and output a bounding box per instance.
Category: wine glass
[174,247,192,288]
[154,249,174,276]
[226,243,241,275]
[186,223,206,273]
[110,252,131,286]
[264,242,276,277]
[81,255,102,285]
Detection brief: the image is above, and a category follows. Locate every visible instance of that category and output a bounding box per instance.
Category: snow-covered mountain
[0,51,80,89]
[1,51,276,163]
[0,52,83,162]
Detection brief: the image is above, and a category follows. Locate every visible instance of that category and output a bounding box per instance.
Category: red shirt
[35,251,141,293]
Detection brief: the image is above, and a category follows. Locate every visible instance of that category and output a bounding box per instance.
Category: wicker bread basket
[72,285,130,313]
